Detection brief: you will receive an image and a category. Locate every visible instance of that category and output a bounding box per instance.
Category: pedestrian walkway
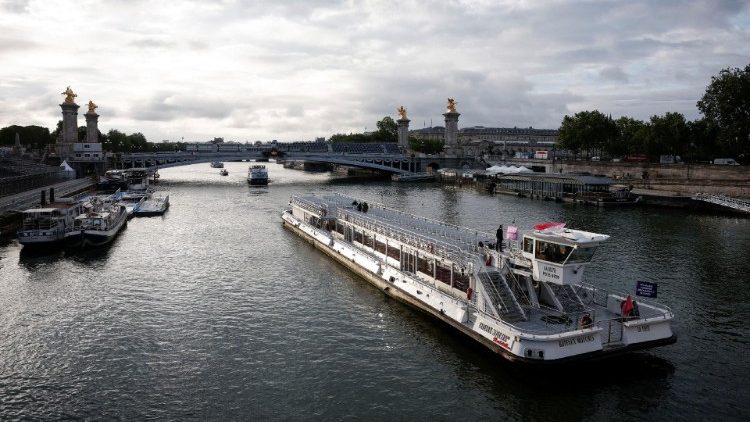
[0,178,95,215]
[692,193,750,214]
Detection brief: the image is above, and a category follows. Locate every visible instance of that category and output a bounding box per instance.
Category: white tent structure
[485,164,533,175]
[60,160,76,179]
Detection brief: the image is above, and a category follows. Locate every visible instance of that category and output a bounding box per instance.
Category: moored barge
[282,193,675,364]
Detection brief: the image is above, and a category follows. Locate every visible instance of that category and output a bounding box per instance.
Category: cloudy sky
[1,0,749,142]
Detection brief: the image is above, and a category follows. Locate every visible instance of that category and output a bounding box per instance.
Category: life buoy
[466,287,473,300]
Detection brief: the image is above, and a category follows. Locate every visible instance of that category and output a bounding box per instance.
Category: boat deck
[298,194,495,258]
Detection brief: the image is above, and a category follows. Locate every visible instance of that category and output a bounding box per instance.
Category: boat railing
[574,282,674,321]
[337,207,474,264]
[476,268,513,318]
[327,192,497,240]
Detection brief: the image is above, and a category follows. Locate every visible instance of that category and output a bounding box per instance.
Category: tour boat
[17,198,85,248]
[282,194,676,364]
[248,165,269,185]
[211,162,224,168]
[66,200,128,248]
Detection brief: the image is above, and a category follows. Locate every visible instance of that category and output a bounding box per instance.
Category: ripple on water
[0,163,749,420]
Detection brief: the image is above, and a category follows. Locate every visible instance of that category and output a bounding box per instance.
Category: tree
[373,116,398,143]
[649,112,689,157]
[408,137,443,154]
[558,110,617,157]
[697,64,750,160]
[614,117,646,155]
[687,118,719,161]
[0,125,52,146]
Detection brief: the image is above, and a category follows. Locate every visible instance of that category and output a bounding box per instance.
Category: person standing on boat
[496,224,503,252]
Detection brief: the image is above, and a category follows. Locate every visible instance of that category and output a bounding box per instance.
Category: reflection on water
[0,162,748,420]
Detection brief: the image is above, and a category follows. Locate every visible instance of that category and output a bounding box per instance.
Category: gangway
[692,193,750,214]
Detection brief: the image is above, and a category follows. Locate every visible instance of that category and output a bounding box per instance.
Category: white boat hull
[282,211,675,364]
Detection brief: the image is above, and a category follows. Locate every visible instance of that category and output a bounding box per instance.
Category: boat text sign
[636,281,657,298]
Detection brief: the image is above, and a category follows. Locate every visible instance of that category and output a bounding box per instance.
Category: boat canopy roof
[528,227,609,245]
[23,208,58,213]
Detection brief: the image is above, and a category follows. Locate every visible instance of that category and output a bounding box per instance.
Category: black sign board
[636,281,658,298]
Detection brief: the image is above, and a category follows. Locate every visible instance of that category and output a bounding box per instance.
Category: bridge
[110,143,477,175]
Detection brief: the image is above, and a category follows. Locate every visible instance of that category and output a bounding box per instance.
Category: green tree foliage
[408,137,444,154]
[558,110,617,156]
[648,112,689,156]
[697,64,750,159]
[615,117,646,155]
[687,118,719,160]
[373,116,398,143]
[328,116,399,143]
[0,125,52,146]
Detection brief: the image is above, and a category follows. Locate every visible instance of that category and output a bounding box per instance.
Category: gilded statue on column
[61,86,77,104]
[88,100,98,113]
[397,105,408,120]
[446,98,457,113]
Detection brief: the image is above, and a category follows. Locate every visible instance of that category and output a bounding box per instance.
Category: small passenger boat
[282,194,675,364]
[17,198,85,248]
[211,162,224,168]
[248,165,269,185]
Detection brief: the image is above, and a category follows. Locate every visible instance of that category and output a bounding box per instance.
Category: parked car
[713,158,740,165]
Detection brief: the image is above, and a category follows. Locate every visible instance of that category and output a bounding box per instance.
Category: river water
[1,162,748,420]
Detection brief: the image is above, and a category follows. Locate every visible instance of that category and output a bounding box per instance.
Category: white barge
[282,193,675,364]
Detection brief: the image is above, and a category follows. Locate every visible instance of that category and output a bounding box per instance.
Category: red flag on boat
[621,294,634,316]
[533,222,566,231]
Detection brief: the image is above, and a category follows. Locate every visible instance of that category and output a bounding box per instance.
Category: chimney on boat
[49,187,55,203]
[40,190,46,206]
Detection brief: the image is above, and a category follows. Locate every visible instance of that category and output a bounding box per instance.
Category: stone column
[60,101,79,143]
[85,109,99,143]
[397,118,410,150]
[443,110,460,156]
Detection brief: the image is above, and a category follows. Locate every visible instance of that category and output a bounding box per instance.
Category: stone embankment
[509,159,750,198]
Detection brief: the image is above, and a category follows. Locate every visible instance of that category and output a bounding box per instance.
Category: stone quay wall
[507,159,750,197]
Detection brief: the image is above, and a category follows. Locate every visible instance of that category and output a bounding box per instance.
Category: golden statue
[447,98,457,113]
[88,100,98,113]
[397,105,408,120]
[61,86,77,104]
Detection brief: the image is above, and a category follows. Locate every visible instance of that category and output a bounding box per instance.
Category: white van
[713,158,740,165]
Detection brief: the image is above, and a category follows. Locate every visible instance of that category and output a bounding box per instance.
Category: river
[1,162,748,420]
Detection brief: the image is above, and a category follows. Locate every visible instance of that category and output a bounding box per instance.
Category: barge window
[523,237,534,253]
[534,240,572,264]
[566,247,597,263]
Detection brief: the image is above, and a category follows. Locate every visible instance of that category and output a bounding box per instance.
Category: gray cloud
[130,93,234,122]
[599,66,628,82]
[0,0,748,141]
[1,0,29,13]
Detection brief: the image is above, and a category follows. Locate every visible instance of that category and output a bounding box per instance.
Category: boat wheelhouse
[282,193,675,364]
[124,168,150,191]
[248,165,269,185]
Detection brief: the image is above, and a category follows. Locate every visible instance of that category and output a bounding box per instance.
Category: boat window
[534,240,572,264]
[566,247,597,263]
[523,237,534,253]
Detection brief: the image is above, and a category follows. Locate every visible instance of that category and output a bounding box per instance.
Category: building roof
[497,172,612,185]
